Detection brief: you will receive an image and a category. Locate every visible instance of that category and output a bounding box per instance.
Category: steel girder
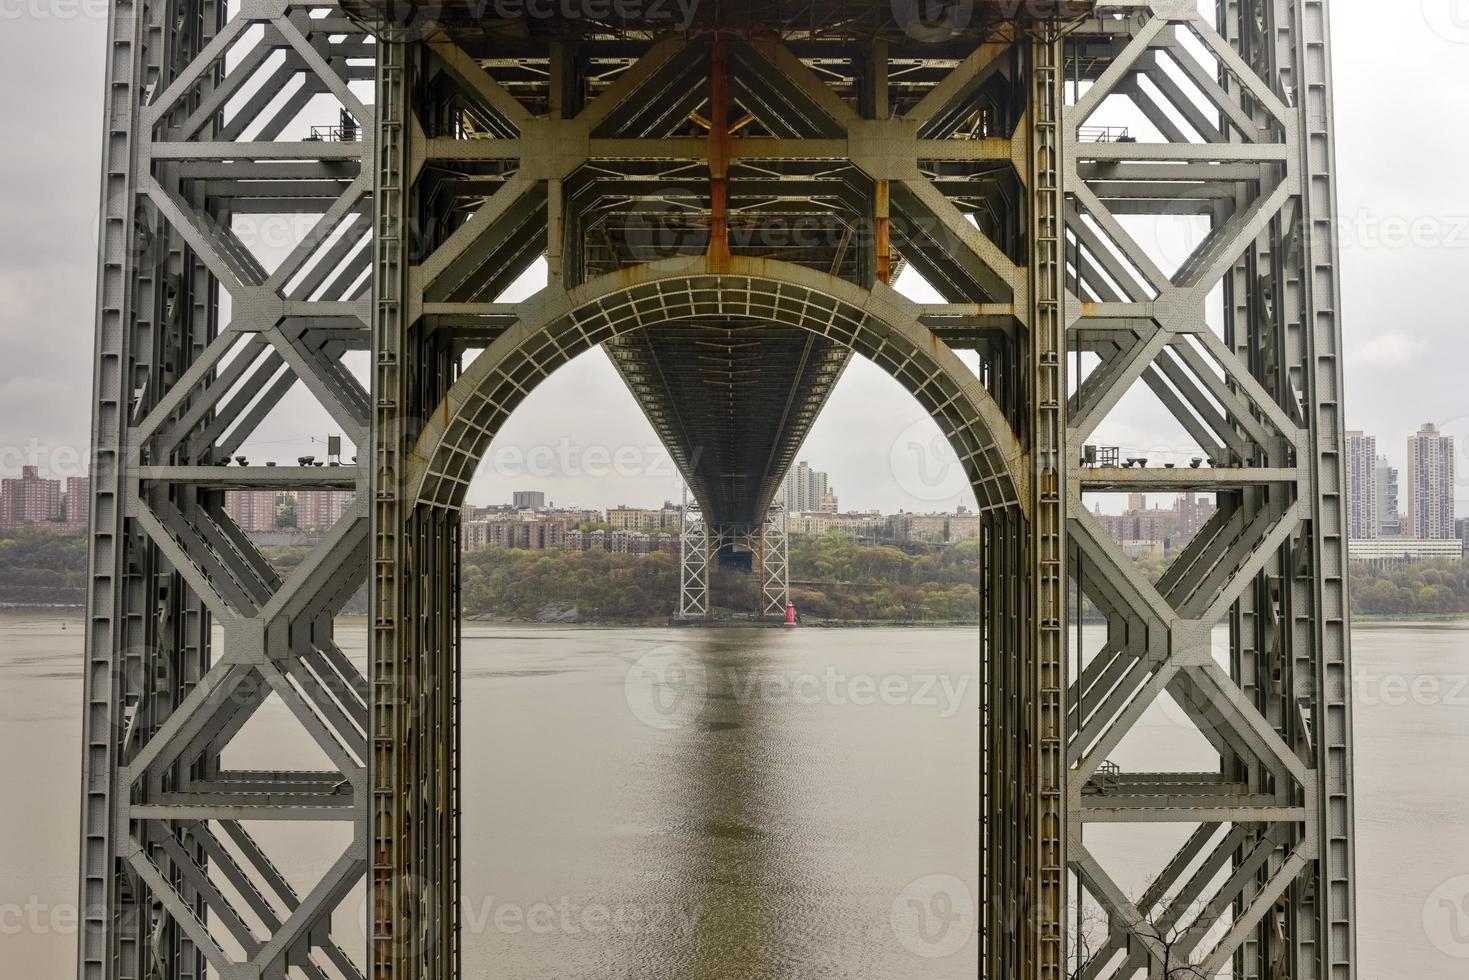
[80,1,373,977]
[81,3,1357,979]
[1063,3,1356,979]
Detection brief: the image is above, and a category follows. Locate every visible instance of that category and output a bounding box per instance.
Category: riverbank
[1353,612,1469,623]
[9,528,1469,621]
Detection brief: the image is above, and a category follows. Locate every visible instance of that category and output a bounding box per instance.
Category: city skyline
[1343,423,1462,563]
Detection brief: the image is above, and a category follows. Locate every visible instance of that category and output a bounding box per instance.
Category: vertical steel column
[80,0,231,976]
[78,0,151,972]
[374,35,460,977]
[1286,3,1357,975]
[1222,2,1294,974]
[984,507,1025,977]
[1026,29,1069,980]
[371,35,409,979]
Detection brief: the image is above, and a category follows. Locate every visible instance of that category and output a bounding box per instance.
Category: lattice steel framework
[676,497,789,619]
[677,485,710,619]
[80,1,1356,979]
[755,505,791,617]
[79,1,373,977]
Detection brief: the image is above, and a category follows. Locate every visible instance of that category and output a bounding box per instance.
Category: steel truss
[79,1,374,977]
[677,486,710,619]
[1064,4,1355,978]
[81,2,1356,979]
[677,497,787,619]
[755,505,791,617]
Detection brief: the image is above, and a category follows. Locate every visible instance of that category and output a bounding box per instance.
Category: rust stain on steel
[706,35,732,271]
[874,179,891,285]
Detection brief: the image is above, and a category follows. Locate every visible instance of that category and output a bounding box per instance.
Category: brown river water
[1,615,1464,977]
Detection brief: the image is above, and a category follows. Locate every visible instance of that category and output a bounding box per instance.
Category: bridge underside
[606,320,847,532]
[80,3,1356,980]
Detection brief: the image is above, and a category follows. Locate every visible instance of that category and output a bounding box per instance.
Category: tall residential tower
[1344,431,1377,539]
[1375,455,1400,537]
[1406,423,1456,539]
[780,461,831,514]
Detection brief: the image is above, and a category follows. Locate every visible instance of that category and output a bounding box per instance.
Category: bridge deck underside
[606,320,848,532]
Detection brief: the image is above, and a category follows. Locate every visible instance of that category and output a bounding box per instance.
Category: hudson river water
[2,615,1466,977]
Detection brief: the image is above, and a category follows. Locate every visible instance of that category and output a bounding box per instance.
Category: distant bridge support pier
[677,489,711,620]
[678,503,789,620]
[755,506,791,618]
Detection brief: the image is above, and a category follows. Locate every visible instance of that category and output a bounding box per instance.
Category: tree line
[4,528,1469,622]
[1349,559,1469,617]
[457,532,984,623]
[0,530,89,605]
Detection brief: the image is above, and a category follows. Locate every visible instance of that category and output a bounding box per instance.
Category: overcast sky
[1,2,1464,515]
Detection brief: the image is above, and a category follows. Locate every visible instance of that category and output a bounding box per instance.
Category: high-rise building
[1375,456,1400,537]
[1092,493,1219,553]
[464,515,567,551]
[1177,492,1212,538]
[781,461,830,513]
[297,490,355,531]
[0,466,63,530]
[512,490,546,510]
[63,476,91,529]
[606,503,681,531]
[224,489,281,533]
[1406,423,1455,539]
[1344,431,1378,539]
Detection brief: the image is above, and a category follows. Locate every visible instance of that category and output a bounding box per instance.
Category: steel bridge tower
[78,1,1356,977]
